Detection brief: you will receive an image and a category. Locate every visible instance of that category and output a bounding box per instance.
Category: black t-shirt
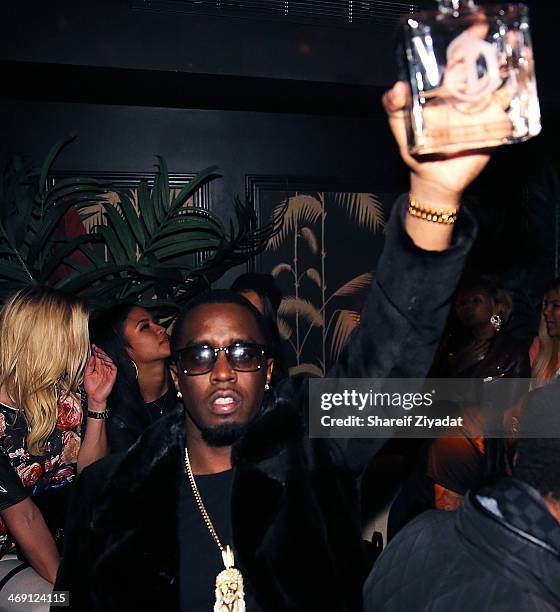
[179,469,262,611]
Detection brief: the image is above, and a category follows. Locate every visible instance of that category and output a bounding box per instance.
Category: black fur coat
[54,198,476,611]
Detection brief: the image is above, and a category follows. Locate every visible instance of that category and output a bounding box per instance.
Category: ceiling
[131,0,418,30]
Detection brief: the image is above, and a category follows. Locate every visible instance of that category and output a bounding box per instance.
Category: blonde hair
[531,317,560,383]
[531,279,560,383]
[0,286,90,455]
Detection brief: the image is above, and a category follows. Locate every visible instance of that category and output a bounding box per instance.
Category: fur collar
[92,404,186,534]
[91,391,306,533]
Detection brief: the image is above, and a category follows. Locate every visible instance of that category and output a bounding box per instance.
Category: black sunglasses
[174,342,268,376]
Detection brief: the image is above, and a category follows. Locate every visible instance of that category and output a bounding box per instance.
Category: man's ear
[266,358,274,385]
[170,364,181,391]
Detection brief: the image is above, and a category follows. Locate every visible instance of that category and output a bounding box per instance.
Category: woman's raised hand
[84,344,117,412]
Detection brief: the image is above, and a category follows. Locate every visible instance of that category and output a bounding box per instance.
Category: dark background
[1,0,559,339]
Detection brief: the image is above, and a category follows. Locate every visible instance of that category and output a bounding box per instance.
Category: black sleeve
[0,451,28,512]
[107,413,140,453]
[54,455,122,611]
[328,195,477,381]
[331,197,476,470]
[54,471,95,611]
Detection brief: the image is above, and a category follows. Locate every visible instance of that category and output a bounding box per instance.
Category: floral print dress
[0,395,83,548]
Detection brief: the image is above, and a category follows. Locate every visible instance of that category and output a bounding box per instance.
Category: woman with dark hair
[429,278,530,504]
[231,272,289,385]
[89,304,175,452]
[434,278,528,380]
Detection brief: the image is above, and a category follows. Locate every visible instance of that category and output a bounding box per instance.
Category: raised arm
[385,81,491,251]
[328,81,491,382]
[314,82,497,472]
[78,345,116,472]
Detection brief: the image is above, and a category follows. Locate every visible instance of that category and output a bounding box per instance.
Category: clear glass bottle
[400,0,541,156]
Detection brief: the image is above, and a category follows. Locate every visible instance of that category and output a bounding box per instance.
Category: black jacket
[106,383,176,452]
[364,478,560,612]
[54,197,476,611]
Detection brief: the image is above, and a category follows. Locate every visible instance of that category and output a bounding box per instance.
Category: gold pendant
[214,546,246,612]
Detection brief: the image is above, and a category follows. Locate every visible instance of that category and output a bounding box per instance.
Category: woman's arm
[78,414,108,473]
[1,497,60,584]
[77,345,116,472]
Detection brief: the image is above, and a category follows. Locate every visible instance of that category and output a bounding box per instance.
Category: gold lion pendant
[214,546,246,612]
[214,567,245,612]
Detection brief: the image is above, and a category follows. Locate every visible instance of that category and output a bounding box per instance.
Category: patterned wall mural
[248,178,396,376]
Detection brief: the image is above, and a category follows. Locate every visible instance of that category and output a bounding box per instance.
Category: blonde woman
[0,286,115,589]
[530,278,560,385]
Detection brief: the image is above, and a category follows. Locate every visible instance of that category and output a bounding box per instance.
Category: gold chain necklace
[184,448,246,612]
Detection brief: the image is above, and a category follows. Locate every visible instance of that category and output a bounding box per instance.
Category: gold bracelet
[407,195,457,224]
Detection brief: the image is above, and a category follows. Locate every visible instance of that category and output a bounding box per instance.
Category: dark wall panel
[0,99,402,184]
[0,98,405,285]
[0,0,397,86]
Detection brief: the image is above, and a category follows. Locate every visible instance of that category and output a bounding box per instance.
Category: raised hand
[382,81,493,205]
[84,345,117,412]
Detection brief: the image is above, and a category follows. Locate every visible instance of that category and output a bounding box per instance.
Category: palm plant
[0,135,109,303]
[269,191,384,376]
[0,135,284,316]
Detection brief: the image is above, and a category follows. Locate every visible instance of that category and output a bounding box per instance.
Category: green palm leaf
[39,235,99,282]
[117,191,146,250]
[37,133,77,200]
[92,226,128,265]
[170,166,219,211]
[0,261,34,283]
[153,156,170,225]
[0,141,286,317]
[137,180,155,237]
[56,264,133,293]
[101,202,137,260]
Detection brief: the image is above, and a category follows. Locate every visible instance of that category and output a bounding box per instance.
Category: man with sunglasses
[55,82,492,611]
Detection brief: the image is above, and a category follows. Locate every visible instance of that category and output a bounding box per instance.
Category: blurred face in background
[455,287,494,331]
[239,290,265,315]
[543,289,560,338]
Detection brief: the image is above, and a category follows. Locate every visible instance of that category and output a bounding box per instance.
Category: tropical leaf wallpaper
[261,189,393,376]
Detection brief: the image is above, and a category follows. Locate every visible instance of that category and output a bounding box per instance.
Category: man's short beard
[200,423,249,447]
